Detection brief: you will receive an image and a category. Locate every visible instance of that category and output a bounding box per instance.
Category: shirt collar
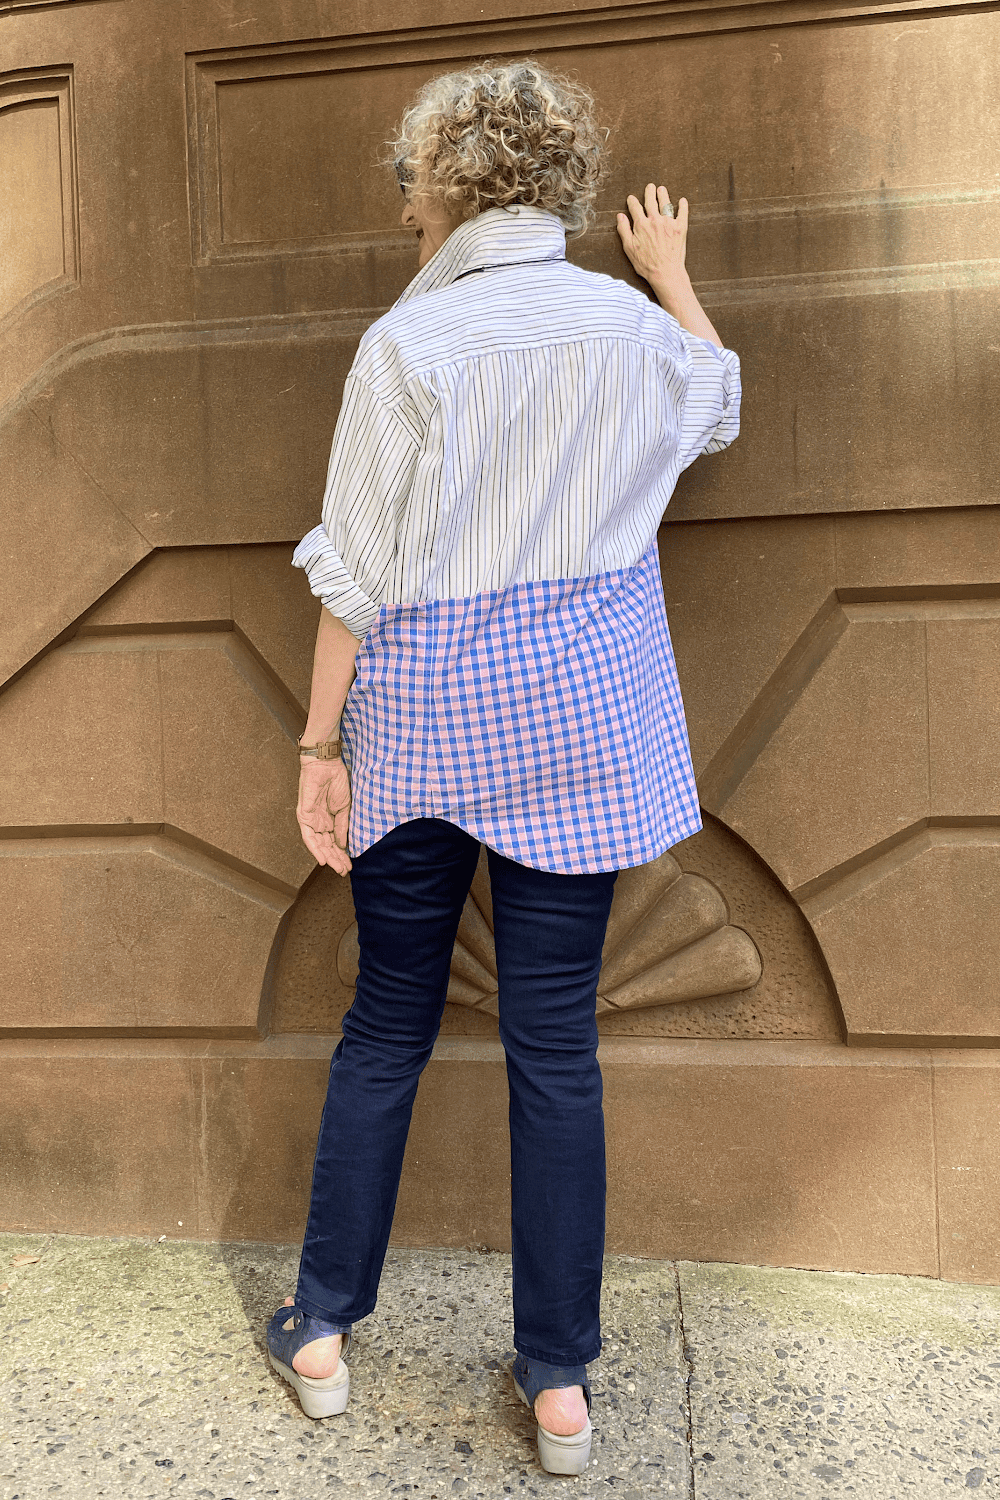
[393,206,567,307]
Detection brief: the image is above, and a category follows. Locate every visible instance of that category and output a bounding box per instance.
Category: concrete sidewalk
[1,1233,998,1499]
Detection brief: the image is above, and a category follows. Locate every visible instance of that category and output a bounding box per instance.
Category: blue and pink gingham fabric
[340,540,701,874]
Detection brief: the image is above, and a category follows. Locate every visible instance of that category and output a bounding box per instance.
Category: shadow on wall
[210,1047,329,1355]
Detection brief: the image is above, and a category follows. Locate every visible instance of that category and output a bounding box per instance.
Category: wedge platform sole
[268,1351,350,1419]
[514,1379,592,1475]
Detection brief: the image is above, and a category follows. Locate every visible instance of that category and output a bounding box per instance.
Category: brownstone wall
[2,0,998,1279]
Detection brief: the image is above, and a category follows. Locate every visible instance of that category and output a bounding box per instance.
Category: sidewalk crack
[674,1263,696,1499]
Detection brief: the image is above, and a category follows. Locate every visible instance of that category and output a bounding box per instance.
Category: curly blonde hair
[388,60,605,238]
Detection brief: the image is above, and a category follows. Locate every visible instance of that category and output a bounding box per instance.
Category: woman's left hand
[296,757,353,875]
[617,182,689,292]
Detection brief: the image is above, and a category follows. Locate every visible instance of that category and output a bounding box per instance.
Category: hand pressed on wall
[297,758,353,876]
[616,182,689,287]
[616,182,723,348]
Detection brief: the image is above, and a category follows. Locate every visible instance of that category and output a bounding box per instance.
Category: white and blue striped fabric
[293,206,741,872]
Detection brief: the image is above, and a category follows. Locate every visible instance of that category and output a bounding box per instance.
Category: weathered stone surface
[0,1049,198,1237]
[804,828,1000,1045]
[270,866,359,1035]
[0,1037,945,1276]
[602,925,762,1012]
[0,835,287,1035]
[602,1040,937,1274]
[834,505,1000,590]
[0,406,149,690]
[0,638,164,827]
[0,79,72,322]
[933,1055,1000,1284]
[660,517,836,774]
[670,285,1000,523]
[194,1051,331,1244]
[4,1034,1000,1283]
[228,544,321,712]
[716,617,929,892]
[927,615,1000,817]
[2,5,188,406]
[598,815,842,1041]
[601,848,683,958]
[84,545,321,712]
[600,873,730,993]
[83,547,232,631]
[30,336,355,547]
[158,635,310,890]
[0,630,310,889]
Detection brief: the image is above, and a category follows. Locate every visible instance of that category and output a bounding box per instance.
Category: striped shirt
[293,206,741,872]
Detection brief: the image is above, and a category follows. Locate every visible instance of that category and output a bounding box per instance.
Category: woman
[266,60,740,1476]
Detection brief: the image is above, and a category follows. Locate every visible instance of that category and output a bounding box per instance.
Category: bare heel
[514,1378,592,1475]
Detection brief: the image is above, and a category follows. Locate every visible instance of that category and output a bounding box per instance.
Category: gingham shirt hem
[340,541,702,874]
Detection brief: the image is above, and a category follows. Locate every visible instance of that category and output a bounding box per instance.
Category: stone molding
[185,16,1000,274]
[0,66,79,330]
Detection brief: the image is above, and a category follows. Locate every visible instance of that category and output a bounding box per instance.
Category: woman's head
[390,59,605,252]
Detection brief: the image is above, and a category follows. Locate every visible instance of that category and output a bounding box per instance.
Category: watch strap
[298,736,342,760]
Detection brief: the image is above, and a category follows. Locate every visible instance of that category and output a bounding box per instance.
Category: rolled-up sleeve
[676,330,742,472]
[291,524,382,639]
[292,372,419,639]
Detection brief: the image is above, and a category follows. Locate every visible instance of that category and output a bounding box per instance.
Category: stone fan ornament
[336,846,762,1015]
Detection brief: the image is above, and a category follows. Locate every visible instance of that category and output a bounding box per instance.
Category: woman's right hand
[616,182,690,292]
[296,757,353,875]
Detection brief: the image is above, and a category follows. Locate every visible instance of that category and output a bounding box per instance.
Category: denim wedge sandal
[512,1352,593,1475]
[266,1305,352,1419]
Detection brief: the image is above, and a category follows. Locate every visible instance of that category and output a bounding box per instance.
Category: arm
[302,605,359,746]
[296,607,361,876]
[617,182,724,347]
[292,372,420,876]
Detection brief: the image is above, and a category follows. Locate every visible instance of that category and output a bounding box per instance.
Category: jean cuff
[512,1352,592,1412]
[514,1337,602,1367]
[292,1292,357,1333]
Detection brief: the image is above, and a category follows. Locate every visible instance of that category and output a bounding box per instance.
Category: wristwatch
[298,735,342,760]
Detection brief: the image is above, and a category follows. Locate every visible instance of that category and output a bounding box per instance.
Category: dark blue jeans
[295,818,617,1366]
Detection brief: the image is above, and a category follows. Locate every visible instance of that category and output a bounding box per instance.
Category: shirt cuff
[292,525,381,639]
[696,341,742,453]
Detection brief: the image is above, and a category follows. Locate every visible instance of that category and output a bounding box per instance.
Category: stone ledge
[1,1035,997,1283]
[0,1032,976,1064]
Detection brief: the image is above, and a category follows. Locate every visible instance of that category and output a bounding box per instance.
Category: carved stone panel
[0,624,311,891]
[0,68,78,327]
[804,826,1000,1047]
[0,833,287,1036]
[271,813,841,1041]
[333,848,762,1018]
[663,508,1000,1045]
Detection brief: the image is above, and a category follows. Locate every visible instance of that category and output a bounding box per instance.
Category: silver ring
[665,203,674,218]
